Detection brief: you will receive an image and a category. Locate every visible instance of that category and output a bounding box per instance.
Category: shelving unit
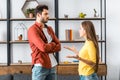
[56,0,106,62]
[8,0,56,65]
[0,0,106,80]
[56,0,107,80]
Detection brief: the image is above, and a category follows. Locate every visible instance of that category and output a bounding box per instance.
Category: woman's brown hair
[81,21,99,72]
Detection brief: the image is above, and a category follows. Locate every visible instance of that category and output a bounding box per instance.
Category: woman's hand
[64,46,80,60]
[66,55,80,59]
[64,46,75,51]
[64,46,79,55]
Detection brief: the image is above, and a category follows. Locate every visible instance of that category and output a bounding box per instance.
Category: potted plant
[18,34,23,41]
[79,12,86,18]
[26,8,35,18]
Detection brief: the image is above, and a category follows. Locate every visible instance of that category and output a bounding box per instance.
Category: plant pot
[28,13,34,18]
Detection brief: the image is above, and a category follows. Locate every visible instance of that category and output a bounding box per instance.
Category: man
[28,5,61,80]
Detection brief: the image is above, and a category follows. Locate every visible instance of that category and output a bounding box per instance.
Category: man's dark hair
[35,4,48,16]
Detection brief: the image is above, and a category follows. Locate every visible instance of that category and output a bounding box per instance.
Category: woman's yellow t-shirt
[78,40,96,76]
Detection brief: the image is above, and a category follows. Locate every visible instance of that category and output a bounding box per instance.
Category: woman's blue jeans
[80,73,99,80]
[32,66,56,80]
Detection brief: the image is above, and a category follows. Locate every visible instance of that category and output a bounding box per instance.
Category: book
[65,29,73,41]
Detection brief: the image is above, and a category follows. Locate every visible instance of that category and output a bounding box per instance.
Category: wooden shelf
[10,62,31,66]
[0,65,32,75]
[10,18,56,21]
[60,40,105,43]
[0,63,7,66]
[9,18,105,21]
[10,40,29,43]
[10,40,105,43]
[59,61,105,65]
[0,19,7,21]
[58,17,105,20]
[0,41,7,44]
[57,63,107,76]
[59,62,78,66]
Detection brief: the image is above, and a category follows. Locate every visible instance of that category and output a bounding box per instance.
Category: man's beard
[42,20,48,23]
[41,18,48,23]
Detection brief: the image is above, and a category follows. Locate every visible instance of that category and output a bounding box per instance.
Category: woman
[64,21,99,80]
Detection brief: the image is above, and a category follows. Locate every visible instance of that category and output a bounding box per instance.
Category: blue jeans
[32,66,56,80]
[80,73,98,80]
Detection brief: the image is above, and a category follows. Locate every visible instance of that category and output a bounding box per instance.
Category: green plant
[79,12,86,18]
[26,8,35,15]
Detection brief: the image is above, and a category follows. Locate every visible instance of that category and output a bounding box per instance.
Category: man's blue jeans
[32,66,56,80]
[80,73,98,80]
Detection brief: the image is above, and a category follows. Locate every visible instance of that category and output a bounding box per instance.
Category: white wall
[0,0,7,63]
[0,0,120,79]
[106,0,120,80]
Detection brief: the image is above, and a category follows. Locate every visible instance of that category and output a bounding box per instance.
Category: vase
[94,13,99,17]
